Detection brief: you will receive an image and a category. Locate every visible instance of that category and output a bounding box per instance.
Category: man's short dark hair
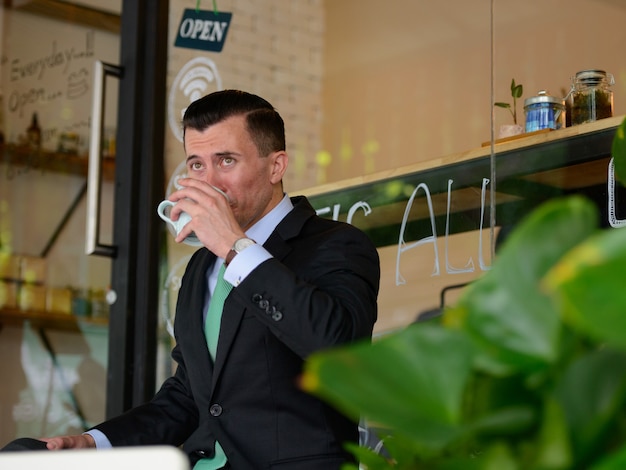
[182,89,286,157]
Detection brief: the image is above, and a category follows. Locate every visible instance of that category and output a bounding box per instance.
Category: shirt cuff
[224,243,272,286]
[84,429,112,449]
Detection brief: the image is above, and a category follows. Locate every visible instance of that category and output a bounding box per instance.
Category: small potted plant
[495,78,524,138]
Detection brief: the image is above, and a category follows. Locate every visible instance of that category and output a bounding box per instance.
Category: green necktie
[205,263,233,361]
[196,263,232,470]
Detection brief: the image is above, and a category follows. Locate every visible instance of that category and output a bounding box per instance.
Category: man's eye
[221,157,234,166]
[191,161,202,170]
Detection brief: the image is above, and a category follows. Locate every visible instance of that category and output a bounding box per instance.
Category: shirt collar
[245,193,293,245]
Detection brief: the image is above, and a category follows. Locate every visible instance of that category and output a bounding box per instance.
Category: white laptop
[0,446,190,469]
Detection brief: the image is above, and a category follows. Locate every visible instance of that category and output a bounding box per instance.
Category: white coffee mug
[157,200,202,246]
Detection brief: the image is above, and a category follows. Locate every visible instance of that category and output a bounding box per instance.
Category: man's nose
[202,169,219,186]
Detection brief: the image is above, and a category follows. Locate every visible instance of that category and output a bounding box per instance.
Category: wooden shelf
[0,307,108,332]
[0,143,115,180]
[302,116,625,247]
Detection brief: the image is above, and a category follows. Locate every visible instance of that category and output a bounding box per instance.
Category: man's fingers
[41,434,95,450]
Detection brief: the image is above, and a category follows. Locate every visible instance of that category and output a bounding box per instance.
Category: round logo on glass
[168,57,222,142]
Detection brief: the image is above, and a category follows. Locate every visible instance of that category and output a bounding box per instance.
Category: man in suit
[40,90,380,469]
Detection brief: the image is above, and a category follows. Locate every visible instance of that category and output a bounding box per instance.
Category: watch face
[234,238,256,253]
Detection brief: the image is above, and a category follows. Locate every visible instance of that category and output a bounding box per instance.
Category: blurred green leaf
[533,396,572,469]
[544,226,626,348]
[553,348,626,464]
[480,442,519,470]
[449,197,599,374]
[467,406,535,438]
[380,434,432,469]
[591,444,626,470]
[302,324,473,451]
[342,442,391,470]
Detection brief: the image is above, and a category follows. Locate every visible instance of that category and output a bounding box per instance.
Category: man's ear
[269,151,288,184]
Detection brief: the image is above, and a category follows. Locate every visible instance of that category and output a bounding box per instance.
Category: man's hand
[41,434,96,450]
[167,179,244,257]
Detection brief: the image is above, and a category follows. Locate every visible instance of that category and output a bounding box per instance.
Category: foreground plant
[301,116,626,469]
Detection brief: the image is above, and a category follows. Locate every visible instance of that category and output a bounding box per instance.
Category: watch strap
[224,237,256,266]
[225,248,237,266]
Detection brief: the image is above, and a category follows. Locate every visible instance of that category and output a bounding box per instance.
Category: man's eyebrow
[215,151,239,158]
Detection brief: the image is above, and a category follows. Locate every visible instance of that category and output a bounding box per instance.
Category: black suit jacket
[95,196,380,469]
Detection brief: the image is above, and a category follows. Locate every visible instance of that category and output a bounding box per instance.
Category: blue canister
[524,90,565,132]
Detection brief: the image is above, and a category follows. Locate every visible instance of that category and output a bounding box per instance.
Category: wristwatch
[225,237,256,266]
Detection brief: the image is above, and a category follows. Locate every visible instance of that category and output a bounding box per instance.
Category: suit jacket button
[272,311,283,321]
[196,450,207,456]
[209,404,223,416]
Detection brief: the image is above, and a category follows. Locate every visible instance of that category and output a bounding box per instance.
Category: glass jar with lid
[568,69,614,126]
[524,90,565,133]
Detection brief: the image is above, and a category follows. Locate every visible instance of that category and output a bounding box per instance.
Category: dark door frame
[106,0,169,418]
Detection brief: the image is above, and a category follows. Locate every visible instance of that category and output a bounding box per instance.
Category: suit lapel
[210,196,316,385]
[182,249,217,393]
[211,293,243,386]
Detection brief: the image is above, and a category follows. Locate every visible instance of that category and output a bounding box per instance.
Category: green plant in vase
[495,78,524,125]
[301,117,626,469]
[495,79,524,138]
